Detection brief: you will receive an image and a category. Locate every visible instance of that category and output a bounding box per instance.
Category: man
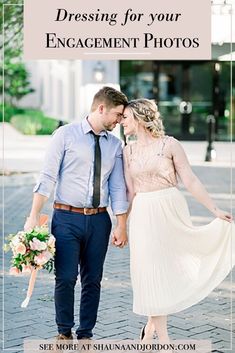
[24,86,129,340]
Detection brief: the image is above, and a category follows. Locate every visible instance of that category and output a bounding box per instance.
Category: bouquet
[4,214,55,307]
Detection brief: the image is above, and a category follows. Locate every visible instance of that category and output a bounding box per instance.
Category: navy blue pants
[51,209,112,338]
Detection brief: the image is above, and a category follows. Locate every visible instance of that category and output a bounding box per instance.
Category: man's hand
[24,214,40,231]
[111,225,128,248]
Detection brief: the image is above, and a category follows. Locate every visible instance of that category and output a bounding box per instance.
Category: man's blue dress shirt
[34,118,128,215]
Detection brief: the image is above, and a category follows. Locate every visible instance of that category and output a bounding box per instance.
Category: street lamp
[93,61,105,83]
[205,115,217,161]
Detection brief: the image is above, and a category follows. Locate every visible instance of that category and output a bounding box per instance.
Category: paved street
[1,123,235,352]
[1,165,234,353]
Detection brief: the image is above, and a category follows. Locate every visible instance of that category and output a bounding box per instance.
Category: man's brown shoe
[56,333,73,340]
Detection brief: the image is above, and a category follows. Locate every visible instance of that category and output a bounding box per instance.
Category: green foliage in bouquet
[4,226,56,274]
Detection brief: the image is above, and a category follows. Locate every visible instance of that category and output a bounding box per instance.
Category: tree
[1,48,34,106]
[0,0,23,51]
[0,1,34,106]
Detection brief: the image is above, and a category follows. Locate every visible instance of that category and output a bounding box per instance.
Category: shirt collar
[82,117,108,138]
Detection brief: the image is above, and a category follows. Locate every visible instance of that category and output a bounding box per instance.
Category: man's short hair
[91,86,128,112]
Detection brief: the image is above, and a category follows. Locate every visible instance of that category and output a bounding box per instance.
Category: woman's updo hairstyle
[127,99,165,138]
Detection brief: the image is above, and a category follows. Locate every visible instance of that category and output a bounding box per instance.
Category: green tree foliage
[1,49,35,105]
[0,1,34,106]
[0,0,23,51]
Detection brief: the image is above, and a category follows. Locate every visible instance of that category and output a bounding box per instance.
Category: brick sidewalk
[1,166,234,353]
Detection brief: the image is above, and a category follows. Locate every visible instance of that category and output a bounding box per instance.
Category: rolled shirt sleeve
[108,142,129,215]
[33,127,66,198]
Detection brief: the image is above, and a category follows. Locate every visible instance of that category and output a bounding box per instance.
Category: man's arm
[24,193,48,230]
[112,213,128,247]
[111,145,135,247]
[24,126,66,231]
[108,142,129,248]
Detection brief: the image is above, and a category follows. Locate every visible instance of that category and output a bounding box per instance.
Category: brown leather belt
[54,202,107,215]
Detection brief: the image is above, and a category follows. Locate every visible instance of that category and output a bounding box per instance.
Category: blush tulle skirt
[129,187,235,316]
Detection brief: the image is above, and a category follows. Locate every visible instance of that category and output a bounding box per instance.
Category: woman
[120,98,235,343]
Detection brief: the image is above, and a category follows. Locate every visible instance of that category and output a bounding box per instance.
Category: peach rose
[43,250,53,261]
[34,253,47,266]
[15,243,26,255]
[34,249,53,266]
[9,267,20,275]
[22,265,32,274]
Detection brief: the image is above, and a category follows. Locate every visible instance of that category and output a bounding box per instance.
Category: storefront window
[120,60,234,141]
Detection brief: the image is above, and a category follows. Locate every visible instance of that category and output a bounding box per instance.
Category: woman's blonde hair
[127,99,165,138]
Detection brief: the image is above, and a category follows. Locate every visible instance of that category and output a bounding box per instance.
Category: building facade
[20,55,234,141]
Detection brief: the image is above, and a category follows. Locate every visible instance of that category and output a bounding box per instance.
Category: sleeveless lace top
[125,136,178,193]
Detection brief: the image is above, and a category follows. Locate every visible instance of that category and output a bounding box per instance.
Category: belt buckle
[84,208,98,215]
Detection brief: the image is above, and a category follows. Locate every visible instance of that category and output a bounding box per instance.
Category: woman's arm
[171,138,233,222]
[123,145,135,217]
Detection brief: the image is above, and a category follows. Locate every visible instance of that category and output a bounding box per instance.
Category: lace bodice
[123,135,218,215]
[124,136,181,193]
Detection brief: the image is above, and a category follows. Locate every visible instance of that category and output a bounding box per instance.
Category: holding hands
[111,225,128,248]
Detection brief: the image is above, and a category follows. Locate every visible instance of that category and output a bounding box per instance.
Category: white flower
[11,235,21,247]
[48,235,55,248]
[29,238,47,251]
